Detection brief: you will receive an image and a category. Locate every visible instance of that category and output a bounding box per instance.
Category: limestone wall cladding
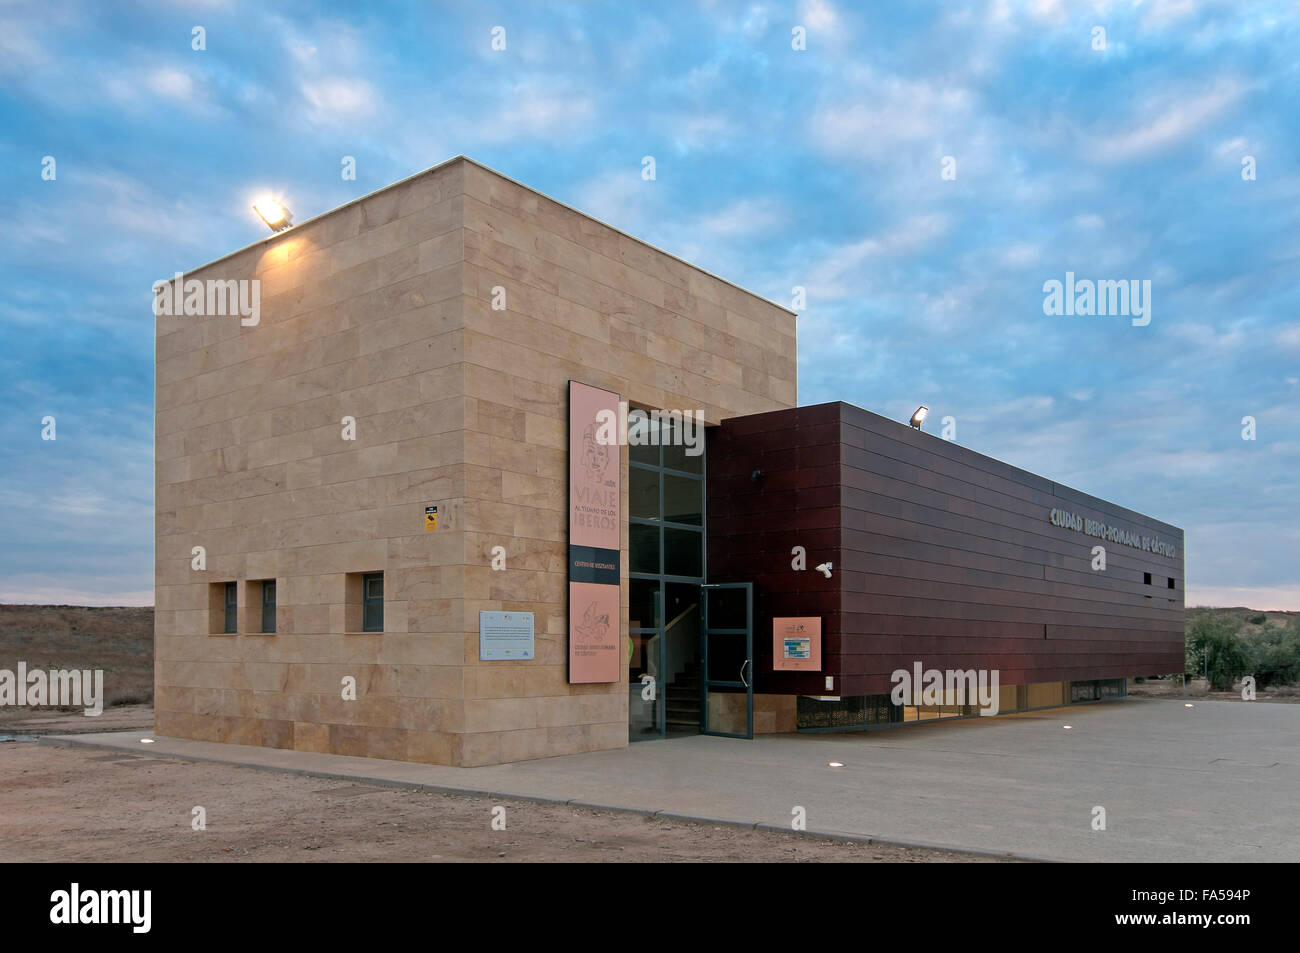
[455,161,794,765]
[155,161,469,765]
[154,157,797,766]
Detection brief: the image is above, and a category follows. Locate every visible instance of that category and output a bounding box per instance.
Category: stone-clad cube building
[154,156,798,766]
[155,156,1183,767]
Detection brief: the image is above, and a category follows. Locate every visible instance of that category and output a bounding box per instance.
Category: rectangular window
[261,580,277,633]
[362,572,383,632]
[1143,572,1152,585]
[1168,578,1176,589]
[224,581,238,634]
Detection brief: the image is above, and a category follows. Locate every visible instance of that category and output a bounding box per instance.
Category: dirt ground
[0,702,154,738]
[0,740,1003,863]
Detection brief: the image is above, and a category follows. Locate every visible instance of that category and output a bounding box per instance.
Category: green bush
[1185,613,1251,691]
[1248,613,1267,625]
[1243,621,1300,688]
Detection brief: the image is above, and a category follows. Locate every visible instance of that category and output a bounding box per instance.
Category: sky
[0,0,1297,609]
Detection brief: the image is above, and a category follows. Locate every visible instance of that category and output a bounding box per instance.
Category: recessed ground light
[1185,703,1194,708]
[828,761,844,768]
[1063,725,1072,730]
[140,738,155,744]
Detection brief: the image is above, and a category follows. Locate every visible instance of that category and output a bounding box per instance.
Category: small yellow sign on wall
[424,505,438,531]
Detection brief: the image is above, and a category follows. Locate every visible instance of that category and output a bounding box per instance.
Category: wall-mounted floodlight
[253,196,293,232]
[909,405,929,430]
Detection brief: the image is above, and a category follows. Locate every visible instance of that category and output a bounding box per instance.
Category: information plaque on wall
[479,611,535,661]
[567,380,621,683]
[773,617,822,672]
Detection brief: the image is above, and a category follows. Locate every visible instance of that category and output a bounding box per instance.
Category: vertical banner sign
[569,381,621,683]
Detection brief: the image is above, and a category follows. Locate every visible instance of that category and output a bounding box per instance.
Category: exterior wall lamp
[253,196,293,232]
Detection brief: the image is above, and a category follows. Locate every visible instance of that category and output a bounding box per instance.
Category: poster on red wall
[773,617,822,672]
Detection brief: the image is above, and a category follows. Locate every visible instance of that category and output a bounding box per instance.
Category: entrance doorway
[700,582,754,738]
[625,412,755,741]
[628,413,705,741]
[629,583,703,738]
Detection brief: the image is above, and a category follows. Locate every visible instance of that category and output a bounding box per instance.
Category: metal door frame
[700,582,753,739]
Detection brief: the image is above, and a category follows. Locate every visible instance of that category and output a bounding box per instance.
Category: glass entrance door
[628,411,706,741]
[700,582,753,738]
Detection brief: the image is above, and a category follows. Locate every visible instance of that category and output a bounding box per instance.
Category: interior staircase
[665,660,702,733]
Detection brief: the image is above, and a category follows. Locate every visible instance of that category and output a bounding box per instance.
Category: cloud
[800,0,840,31]
[1027,0,1068,24]
[999,242,1041,268]
[811,73,973,160]
[80,170,209,245]
[147,67,196,101]
[1141,0,1200,31]
[695,197,785,237]
[0,168,211,267]
[0,16,47,73]
[272,17,383,126]
[668,112,744,153]
[1275,324,1300,350]
[300,77,378,124]
[573,170,653,230]
[1089,78,1246,162]
[801,214,950,299]
[103,62,215,114]
[740,5,770,39]
[490,84,594,138]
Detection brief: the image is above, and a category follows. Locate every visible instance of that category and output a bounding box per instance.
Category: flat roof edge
[726,400,1184,536]
[456,157,798,317]
[169,155,470,279]
[169,155,798,317]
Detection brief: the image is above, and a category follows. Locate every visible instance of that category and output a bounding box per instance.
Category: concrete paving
[42,696,1300,862]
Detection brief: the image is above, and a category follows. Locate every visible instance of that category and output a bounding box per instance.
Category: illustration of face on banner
[569,381,621,683]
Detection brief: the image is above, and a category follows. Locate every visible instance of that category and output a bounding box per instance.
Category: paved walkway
[43,696,1300,862]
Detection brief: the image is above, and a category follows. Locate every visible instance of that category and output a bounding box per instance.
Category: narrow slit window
[362,572,384,632]
[224,581,238,634]
[261,580,277,633]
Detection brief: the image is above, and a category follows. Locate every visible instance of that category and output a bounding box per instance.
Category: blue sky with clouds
[0,0,1297,608]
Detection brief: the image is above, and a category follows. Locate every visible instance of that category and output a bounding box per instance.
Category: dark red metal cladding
[706,402,1184,697]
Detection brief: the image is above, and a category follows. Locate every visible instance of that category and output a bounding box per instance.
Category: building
[153,156,1184,766]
